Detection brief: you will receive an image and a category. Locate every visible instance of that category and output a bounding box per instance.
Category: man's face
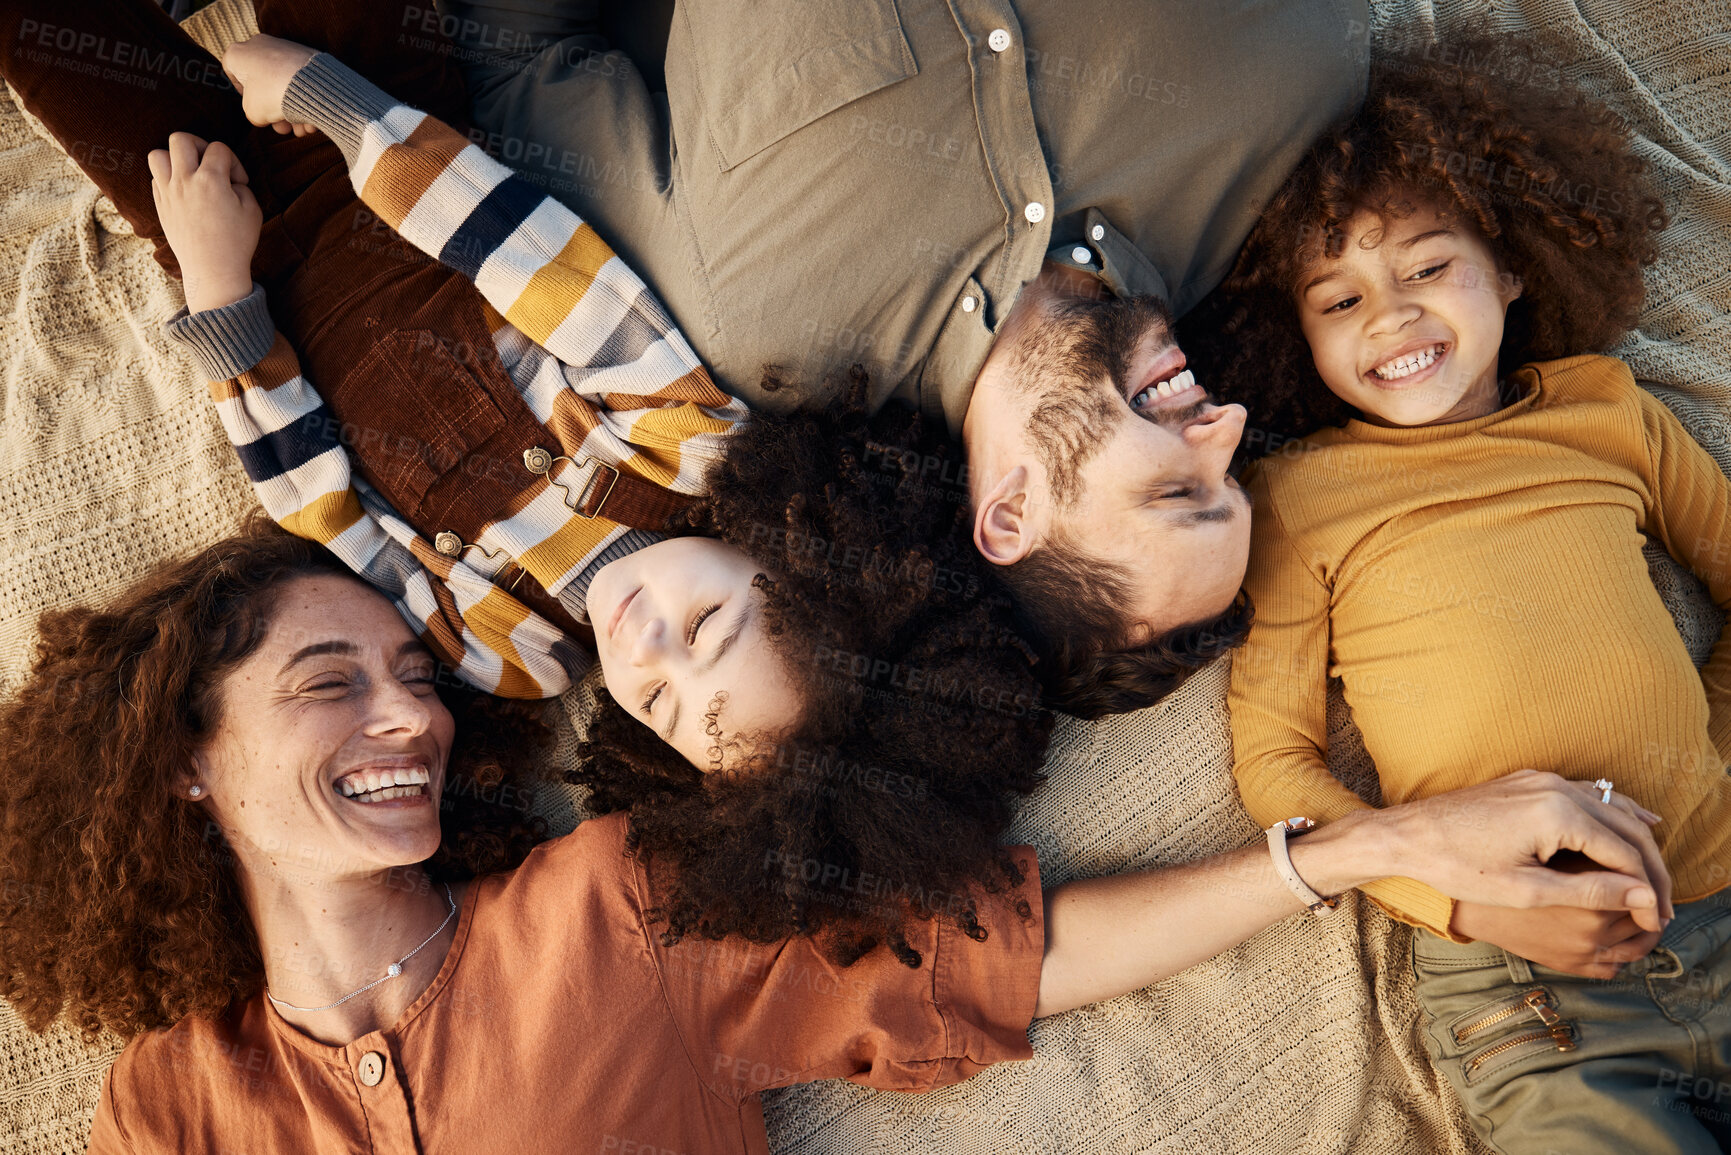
[967,284,1252,641]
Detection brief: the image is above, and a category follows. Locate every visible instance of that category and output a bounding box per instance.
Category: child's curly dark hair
[1183,37,1668,452]
[572,370,1053,968]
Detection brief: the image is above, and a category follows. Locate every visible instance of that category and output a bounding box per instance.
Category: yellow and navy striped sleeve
[166,54,758,701]
[281,51,747,460]
[277,53,748,603]
[168,286,578,699]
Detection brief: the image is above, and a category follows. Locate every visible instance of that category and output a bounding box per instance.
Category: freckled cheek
[240,747,330,820]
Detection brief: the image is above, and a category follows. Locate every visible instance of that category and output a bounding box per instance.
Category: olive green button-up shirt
[453,0,1369,434]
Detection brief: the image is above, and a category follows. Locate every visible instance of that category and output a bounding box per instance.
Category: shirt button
[987,28,1011,52]
[1023,202,1045,224]
[357,1051,386,1087]
[1091,224,1106,242]
[434,531,463,557]
[961,295,978,313]
[1070,246,1092,264]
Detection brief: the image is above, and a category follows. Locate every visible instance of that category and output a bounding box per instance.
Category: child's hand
[222,34,320,137]
[148,133,261,313]
[1450,900,1663,979]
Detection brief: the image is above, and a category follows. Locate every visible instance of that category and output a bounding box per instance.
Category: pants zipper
[1454,988,1562,1044]
[1465,1023,1578,1075]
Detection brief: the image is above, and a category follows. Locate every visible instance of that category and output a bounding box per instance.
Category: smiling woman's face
[194,574,455,887]
[588,537,802,770]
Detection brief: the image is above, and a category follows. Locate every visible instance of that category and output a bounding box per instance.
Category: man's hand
[148,134,260,313]
[1380,770,1675,933]
[1450,901,1662,979]
[222,34,319,136]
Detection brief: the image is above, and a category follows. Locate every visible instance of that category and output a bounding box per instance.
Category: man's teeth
[1132,368,1196,408]
[1372,344,1444,380]
[337,765,431,801]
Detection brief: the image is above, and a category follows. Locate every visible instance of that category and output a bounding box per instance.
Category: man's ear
[974,465,1038,566]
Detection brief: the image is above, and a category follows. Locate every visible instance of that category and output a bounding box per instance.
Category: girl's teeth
[1374,345,1441,380]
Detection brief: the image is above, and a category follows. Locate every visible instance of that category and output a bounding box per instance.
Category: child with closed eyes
[1204,41,1731,1155]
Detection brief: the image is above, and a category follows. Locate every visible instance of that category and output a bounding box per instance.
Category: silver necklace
[266,882,457,1014]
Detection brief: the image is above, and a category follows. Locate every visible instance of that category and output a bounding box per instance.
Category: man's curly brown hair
[1182,37,1668,452]
[574,371,1053,968]
[0,516,555,1042]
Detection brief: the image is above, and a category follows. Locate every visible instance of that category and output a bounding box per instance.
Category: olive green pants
[1413,897,1731,1154]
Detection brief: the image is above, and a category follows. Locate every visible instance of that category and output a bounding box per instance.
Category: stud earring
[188,785,203,798]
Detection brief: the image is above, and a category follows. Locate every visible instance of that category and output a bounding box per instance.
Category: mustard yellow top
[1230,355,1731,938]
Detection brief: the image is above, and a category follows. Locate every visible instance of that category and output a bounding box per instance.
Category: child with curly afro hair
[573,373,1052,969]
[1197,38,1731,1154]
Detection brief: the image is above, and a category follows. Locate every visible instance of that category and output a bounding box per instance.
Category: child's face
[589,537,801,771]
[1296,208,1521,428]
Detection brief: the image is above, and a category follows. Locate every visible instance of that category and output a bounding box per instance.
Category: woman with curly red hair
[1204,40,1731,1153]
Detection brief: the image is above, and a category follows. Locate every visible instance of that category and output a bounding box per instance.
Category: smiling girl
[1201,41,1731,1155]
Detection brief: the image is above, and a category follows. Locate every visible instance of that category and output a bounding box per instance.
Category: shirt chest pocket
[677,0,917,170]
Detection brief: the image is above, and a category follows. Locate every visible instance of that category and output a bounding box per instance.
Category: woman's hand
[222,34,320,136]
[148,133,260,313]
[1450,901,1662,979]
[1376,770,1674,932]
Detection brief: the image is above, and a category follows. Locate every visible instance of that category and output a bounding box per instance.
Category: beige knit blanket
[1,0,1726,1151]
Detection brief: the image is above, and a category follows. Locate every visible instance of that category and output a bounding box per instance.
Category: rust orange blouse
[86,812,1044,1153]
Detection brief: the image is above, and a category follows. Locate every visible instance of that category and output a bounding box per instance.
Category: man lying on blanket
[434,0,1372,716]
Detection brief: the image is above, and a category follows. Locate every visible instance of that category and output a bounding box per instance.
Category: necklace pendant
[265,884,453,1014]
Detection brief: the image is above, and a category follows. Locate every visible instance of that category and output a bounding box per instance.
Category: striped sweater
[166,54,747,699]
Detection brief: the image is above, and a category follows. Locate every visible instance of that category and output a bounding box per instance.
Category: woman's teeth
[1132,367,1195,408]
[346,785,424,803]
[1371,344,1445,380]
[337,765,431,802]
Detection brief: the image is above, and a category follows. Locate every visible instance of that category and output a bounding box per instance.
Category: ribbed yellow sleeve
[1636,389,1731,763]
[1230,471,1460,939]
